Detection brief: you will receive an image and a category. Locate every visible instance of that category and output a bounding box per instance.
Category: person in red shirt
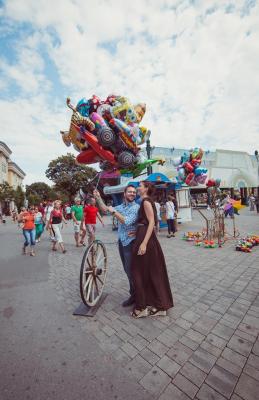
[80,197,104,245]
[18,206,36,256]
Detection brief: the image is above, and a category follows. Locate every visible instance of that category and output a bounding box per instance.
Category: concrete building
[0,141,26,214]
[144,147,259,192]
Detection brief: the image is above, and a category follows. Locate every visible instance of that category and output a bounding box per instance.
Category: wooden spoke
[80,240,108,307]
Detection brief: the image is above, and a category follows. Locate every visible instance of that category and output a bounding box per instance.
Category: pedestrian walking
[249,194,255,211]
[65,204,72,220]
[47,200,67,253]
[255,196,259,214]
[80,197,104,245]
[131,181,174,318]
[94,186,139,307]
[34,206,44,242]
[44,200,54,240]
[154,199,161,233]
[18,206,36,256]
[71,198,85,247]
[165,195,176,237]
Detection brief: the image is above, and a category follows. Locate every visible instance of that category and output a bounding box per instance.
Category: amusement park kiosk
[103,173,192,226]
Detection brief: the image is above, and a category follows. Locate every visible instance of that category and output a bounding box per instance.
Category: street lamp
[146,130,155,175]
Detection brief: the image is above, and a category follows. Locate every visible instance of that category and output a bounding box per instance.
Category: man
[71,198,85,247]
[44,200,54,240]
[81,197,104,245]
[94,185,139,307]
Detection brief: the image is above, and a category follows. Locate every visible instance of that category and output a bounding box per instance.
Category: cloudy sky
[0,0,258,184]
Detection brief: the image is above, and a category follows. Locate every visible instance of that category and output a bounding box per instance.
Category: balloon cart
[79,240,108,307]
[73,240,108,317]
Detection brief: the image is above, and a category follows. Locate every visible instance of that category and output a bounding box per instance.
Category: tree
[45,153,97,201]
[13,186,25,211]
[26,182,54,201]
[0,182,14,202]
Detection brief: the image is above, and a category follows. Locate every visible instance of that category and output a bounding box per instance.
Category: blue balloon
[194,167,207,176]
[76,98,91,117]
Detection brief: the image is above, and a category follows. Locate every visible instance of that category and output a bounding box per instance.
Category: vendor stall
[103,172,192,226]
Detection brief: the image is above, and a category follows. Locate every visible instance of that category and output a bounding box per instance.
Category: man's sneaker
[122,296,135,307]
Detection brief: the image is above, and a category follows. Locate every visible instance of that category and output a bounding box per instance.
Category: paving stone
[238,322,259,337]
[247,353,259,370]
[221,347,247,368]
[126,355,152,381]
[147,339,169,357]
[157,355,181,378]
[212,323,235,340]
[206,333,227,349]
[235,373,259,400]
[179,335,199,351]
[182,310,201,323]
[234,329,257,344]
[157,329,179,347]
[192,316,218,335]
[206,364,238,398]
[200,341,222,357]
[243,363,259,381]
[196,383,226,400]
[158,383,190,400]
[227,334,253,357]
[121,342,139,358]
[173,373,199,399]
[242,315,259,330]
[185,329,206,344]
[216,356,242,377]
[140,348,160,366]
[230,394,244,400]
[180,361,207,387]
[167,341,193,365]
[252,340,259,356]
[190,348,217,373]
[101,325,116,337]
[112,348,131,365]
[129,335,149,351]
[175,317,193,330]
[140,366,171,396]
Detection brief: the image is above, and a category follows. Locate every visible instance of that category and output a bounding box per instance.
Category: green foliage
[13,186,25,210]
[45,153,96,200]
[26,182,54,201]
[0,182,14,202]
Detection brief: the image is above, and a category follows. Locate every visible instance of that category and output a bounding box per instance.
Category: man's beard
[125,197,135,203]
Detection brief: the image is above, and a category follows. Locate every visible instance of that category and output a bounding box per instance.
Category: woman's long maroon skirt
[131,226,174,311]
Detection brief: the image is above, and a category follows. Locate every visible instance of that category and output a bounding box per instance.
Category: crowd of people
[15,197,104,256]
[2,185,259,319]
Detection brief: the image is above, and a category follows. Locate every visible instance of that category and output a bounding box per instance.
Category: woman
[47,200,67,253]
[34,206,44,242]
[19,206,36,256]
[165,195,176,238]
[131,181,174,318]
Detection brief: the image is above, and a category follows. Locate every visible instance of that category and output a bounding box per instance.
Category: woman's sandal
[131,308,149,318]
[149,308,167,317]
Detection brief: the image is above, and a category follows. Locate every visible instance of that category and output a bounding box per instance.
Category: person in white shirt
[154,200,161,233]
[44,200,54,240]
[165,195,176,238]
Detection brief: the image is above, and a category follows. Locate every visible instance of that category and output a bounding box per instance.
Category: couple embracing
[94,181,173,318]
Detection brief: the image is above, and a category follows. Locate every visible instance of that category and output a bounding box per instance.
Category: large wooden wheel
[80,240,108,307]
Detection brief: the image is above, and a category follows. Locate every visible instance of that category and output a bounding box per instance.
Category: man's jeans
[23,229,36,247]
[118,240,134,297]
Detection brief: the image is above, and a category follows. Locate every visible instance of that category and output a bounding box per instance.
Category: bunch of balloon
[173,148,208,186]
[60,94,149,171]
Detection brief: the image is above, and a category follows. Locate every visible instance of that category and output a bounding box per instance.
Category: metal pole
[146,136,152,175]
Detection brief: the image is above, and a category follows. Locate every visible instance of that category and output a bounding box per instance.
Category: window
[2,162,7,173]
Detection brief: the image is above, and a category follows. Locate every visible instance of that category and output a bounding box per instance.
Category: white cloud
[0,0,259,184]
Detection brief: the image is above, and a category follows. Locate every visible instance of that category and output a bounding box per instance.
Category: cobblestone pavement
[48,207,259,400]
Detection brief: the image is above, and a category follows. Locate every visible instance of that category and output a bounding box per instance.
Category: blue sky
[0,0,259,184]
